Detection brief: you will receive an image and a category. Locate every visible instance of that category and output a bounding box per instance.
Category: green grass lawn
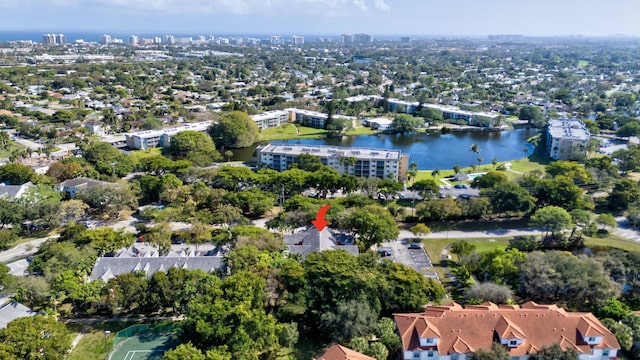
[0,141,26,158]
[259,124,328,141]
[345,126,376,136]
[67,321,134,360]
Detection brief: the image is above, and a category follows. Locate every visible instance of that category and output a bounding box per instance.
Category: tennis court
[107,324,180,360]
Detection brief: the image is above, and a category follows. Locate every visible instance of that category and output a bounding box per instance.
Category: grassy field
[259,124,328,141]
[67,321,134,360]
[414,156,548,185]
[345,126,376,136]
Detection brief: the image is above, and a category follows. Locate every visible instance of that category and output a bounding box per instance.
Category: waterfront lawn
[345,126,376,136]
[259,124,327,141]
[414,157,548,184]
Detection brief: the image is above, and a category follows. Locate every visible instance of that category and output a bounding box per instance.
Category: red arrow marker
[312,204,331,231]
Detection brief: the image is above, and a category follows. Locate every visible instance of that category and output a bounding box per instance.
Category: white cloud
[36,0,392,15]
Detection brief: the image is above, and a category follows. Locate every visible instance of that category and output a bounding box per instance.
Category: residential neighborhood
[0,2,640,360]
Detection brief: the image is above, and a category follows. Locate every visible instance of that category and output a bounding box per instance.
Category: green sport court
[108,333,179,360]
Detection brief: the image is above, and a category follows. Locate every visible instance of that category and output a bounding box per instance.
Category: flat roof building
[286,108,355,129]
[250,110,290,130]
[257,143,409,181]
[546,118,590,160]
[124,121,211,150]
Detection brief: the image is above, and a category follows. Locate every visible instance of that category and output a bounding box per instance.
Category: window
[427,350,434,357]
[603,349,609,356]
[426,338,434,344]
[413,351,420,358]
[588,337,596,342]
[509,340,518,347]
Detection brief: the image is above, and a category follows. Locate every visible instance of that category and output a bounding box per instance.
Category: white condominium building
[124,121,211,150]
[256,144,409,181]
[546,118,590,160]
[250,110,290,130]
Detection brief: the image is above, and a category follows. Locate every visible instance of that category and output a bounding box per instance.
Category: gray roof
[284,227,358,259]
[0,181,33,199]
[0,302,36,329]
[58,177,112,189]
[89,256,224,282]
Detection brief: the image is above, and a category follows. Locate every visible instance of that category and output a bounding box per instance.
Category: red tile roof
[314,344,375,360]
[394,301,620,356]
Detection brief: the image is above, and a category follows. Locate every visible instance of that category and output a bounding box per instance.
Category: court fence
[106,322,180,359]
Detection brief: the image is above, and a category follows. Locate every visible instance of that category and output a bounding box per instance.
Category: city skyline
[0,0,639,37]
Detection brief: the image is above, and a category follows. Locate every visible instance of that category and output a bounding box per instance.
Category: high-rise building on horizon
[42,33,65,45]
[129,35,139,46]
[341,34,353,44]
[353,33,373,43]
[164,35,175,45]
[292,35,304,45]
[100,34,112,45]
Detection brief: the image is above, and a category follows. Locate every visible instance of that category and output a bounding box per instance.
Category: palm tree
[408,162,418,183]
[431,169,440,178]
[224,150,234,162]
[0,131,9,150]
[469,143,480,167]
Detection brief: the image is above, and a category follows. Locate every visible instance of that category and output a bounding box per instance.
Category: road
[0,236,56,264]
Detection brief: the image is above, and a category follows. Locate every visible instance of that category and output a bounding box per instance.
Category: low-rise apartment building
[256,144,409,181]
[124,121,211,150]
[546,118,590,160]
[395,302,619,360]
[286,108,355,129]
[250,110,290,130]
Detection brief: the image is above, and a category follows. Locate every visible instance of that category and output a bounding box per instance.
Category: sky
[1,0,640,37]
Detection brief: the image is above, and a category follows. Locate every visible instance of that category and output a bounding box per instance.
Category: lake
[233,128,539,170]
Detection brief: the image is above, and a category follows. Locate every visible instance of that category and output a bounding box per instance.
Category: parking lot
[380,238,438,280]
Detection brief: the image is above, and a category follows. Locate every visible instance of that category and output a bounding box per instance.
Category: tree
[464,282,514,304]
[75,227,134,256]
[482,183,535,217]
[392,114,422,133]
[407,162,418,183]
[0,315,72,360]
[519,251,618,310]
[471,171,508,189]
[163,343,207,360]
[320,299,378,342]
[410,223,430,237]
[469,144,481,167]
[76,185,137,218]
[546,161,592,184]
[528,344,578,360]
[601,319,633,351]
[347,205,399,251]
[616,122,640,138]
[409,179,439,198]
[0,198,24,229]
[146,222,172,256]
[472,342,510,360]
[595,214,617,232]
[518,105,545,126]
[450,240,476,263]
[0,163,35,185]
[608,179,640,210]
[167,130,220,166]
[208,111,259,149]
[224,150,234,162]
[530,206,573,238]
[293,153,325,172]
[379,261,445,311]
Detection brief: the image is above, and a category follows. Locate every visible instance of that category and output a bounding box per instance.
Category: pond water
[233,128,539,170]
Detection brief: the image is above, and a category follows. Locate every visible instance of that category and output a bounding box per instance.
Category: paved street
[0,236,54,264]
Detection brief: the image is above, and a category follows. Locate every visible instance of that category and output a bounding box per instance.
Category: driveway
[381,238,439,280]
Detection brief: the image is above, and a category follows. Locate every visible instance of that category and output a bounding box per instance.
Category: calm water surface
[234,128,538,170]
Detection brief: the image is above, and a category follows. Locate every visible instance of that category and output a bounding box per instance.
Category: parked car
[454,184,468,189]
[408,242,422,249]
[459,194,471,199]
[378,248,393,257]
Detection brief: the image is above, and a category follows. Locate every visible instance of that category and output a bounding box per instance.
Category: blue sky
[1,0,639,37]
